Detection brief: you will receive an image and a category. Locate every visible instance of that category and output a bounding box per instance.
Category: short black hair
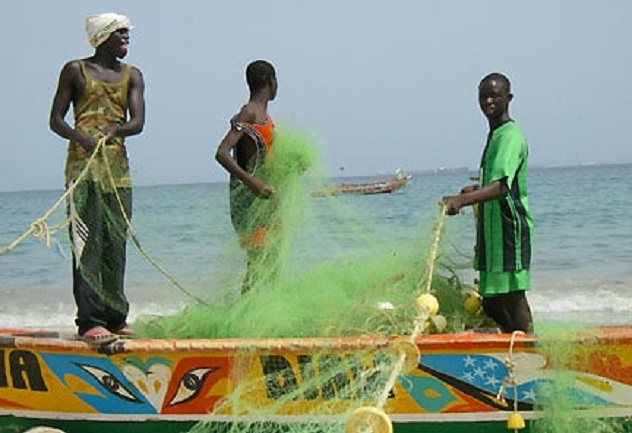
[480,72,511,93]
[246,60,276,93]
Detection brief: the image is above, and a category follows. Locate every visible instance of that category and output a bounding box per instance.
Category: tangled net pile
[128,126,493,433]
[132,126,487,341]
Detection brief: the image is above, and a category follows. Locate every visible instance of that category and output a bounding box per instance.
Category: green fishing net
[531,323,628,433]
[133,126,485,340]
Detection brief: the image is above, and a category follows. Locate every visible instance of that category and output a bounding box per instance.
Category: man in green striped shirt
[443,73,533,333]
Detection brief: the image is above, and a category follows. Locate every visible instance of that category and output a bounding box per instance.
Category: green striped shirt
[475,121,533,272]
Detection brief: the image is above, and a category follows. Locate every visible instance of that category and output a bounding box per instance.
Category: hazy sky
[1,1,631,192]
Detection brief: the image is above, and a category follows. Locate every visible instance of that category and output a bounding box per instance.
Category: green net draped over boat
[133,126,484,340]
[132,125,482,433]
[129,127,629,433]
[531,323,628,433]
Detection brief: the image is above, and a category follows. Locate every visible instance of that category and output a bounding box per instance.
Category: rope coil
[30,219,52,249]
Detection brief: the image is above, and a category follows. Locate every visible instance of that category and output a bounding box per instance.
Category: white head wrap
[85,13,133,48]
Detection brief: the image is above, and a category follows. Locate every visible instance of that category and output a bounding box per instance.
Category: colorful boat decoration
[2,326,632,433]
[312,171,410,197]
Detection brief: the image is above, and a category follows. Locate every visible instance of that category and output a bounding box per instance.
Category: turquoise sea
[0,163,631,330]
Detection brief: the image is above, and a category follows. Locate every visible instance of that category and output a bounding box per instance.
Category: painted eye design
[167,367,216,407]
[80,364,141,402]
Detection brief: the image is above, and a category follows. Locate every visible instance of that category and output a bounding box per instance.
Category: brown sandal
[115,327,135,336]
[80,326,119,346]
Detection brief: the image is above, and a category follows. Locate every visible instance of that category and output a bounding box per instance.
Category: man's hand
[102,124,120,141]
[251,178,276,199]
[442,196,463,216]
[76,132,97,154]
[460,184,479,194]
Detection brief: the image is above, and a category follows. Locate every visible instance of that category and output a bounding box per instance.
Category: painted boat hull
[2,327,632,432]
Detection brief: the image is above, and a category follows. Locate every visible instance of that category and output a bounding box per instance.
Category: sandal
[80,326,119,346]
[115,327,135,337]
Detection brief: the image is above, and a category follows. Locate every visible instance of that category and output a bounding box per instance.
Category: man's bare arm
[215,107,274,198]
[49,61,96,150]
[443,179,508,215]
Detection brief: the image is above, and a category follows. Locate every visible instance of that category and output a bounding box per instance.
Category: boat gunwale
[2,325,631,354]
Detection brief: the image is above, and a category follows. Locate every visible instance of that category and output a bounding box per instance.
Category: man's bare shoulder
[60,60,82,74]
[127,65,145,86]
[117,61,142,74]
[233,104,257,124]
[56,60,86,85]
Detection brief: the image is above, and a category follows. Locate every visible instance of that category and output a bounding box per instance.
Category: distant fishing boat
[312,169,411,197]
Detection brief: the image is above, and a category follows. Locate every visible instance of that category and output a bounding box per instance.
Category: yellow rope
[347,204,449,432]
[496,330,524,403]
[0,136,205,306]
[100,145,210,306]
[0,138,107,256]
[376,203,447,409]
[420,202,448,295]
[495,331,527,431]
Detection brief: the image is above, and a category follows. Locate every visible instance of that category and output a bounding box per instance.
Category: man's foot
[80,326,119,346]
[115,327,135,336]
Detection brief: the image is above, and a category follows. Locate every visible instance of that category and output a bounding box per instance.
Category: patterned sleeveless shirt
[228,116,276,247]
[64,61,132,190]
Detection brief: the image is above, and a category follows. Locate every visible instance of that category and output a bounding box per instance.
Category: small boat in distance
[312,169,411,197]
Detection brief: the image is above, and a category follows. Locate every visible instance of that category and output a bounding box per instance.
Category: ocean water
[0,163,631,330]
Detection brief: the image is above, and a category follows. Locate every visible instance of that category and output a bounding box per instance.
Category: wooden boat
[312,175,410,197]
[2,326,632,433]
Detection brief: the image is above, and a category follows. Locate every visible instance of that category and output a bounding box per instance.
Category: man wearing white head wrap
[86,12,133,48]
[49,13,145,345]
